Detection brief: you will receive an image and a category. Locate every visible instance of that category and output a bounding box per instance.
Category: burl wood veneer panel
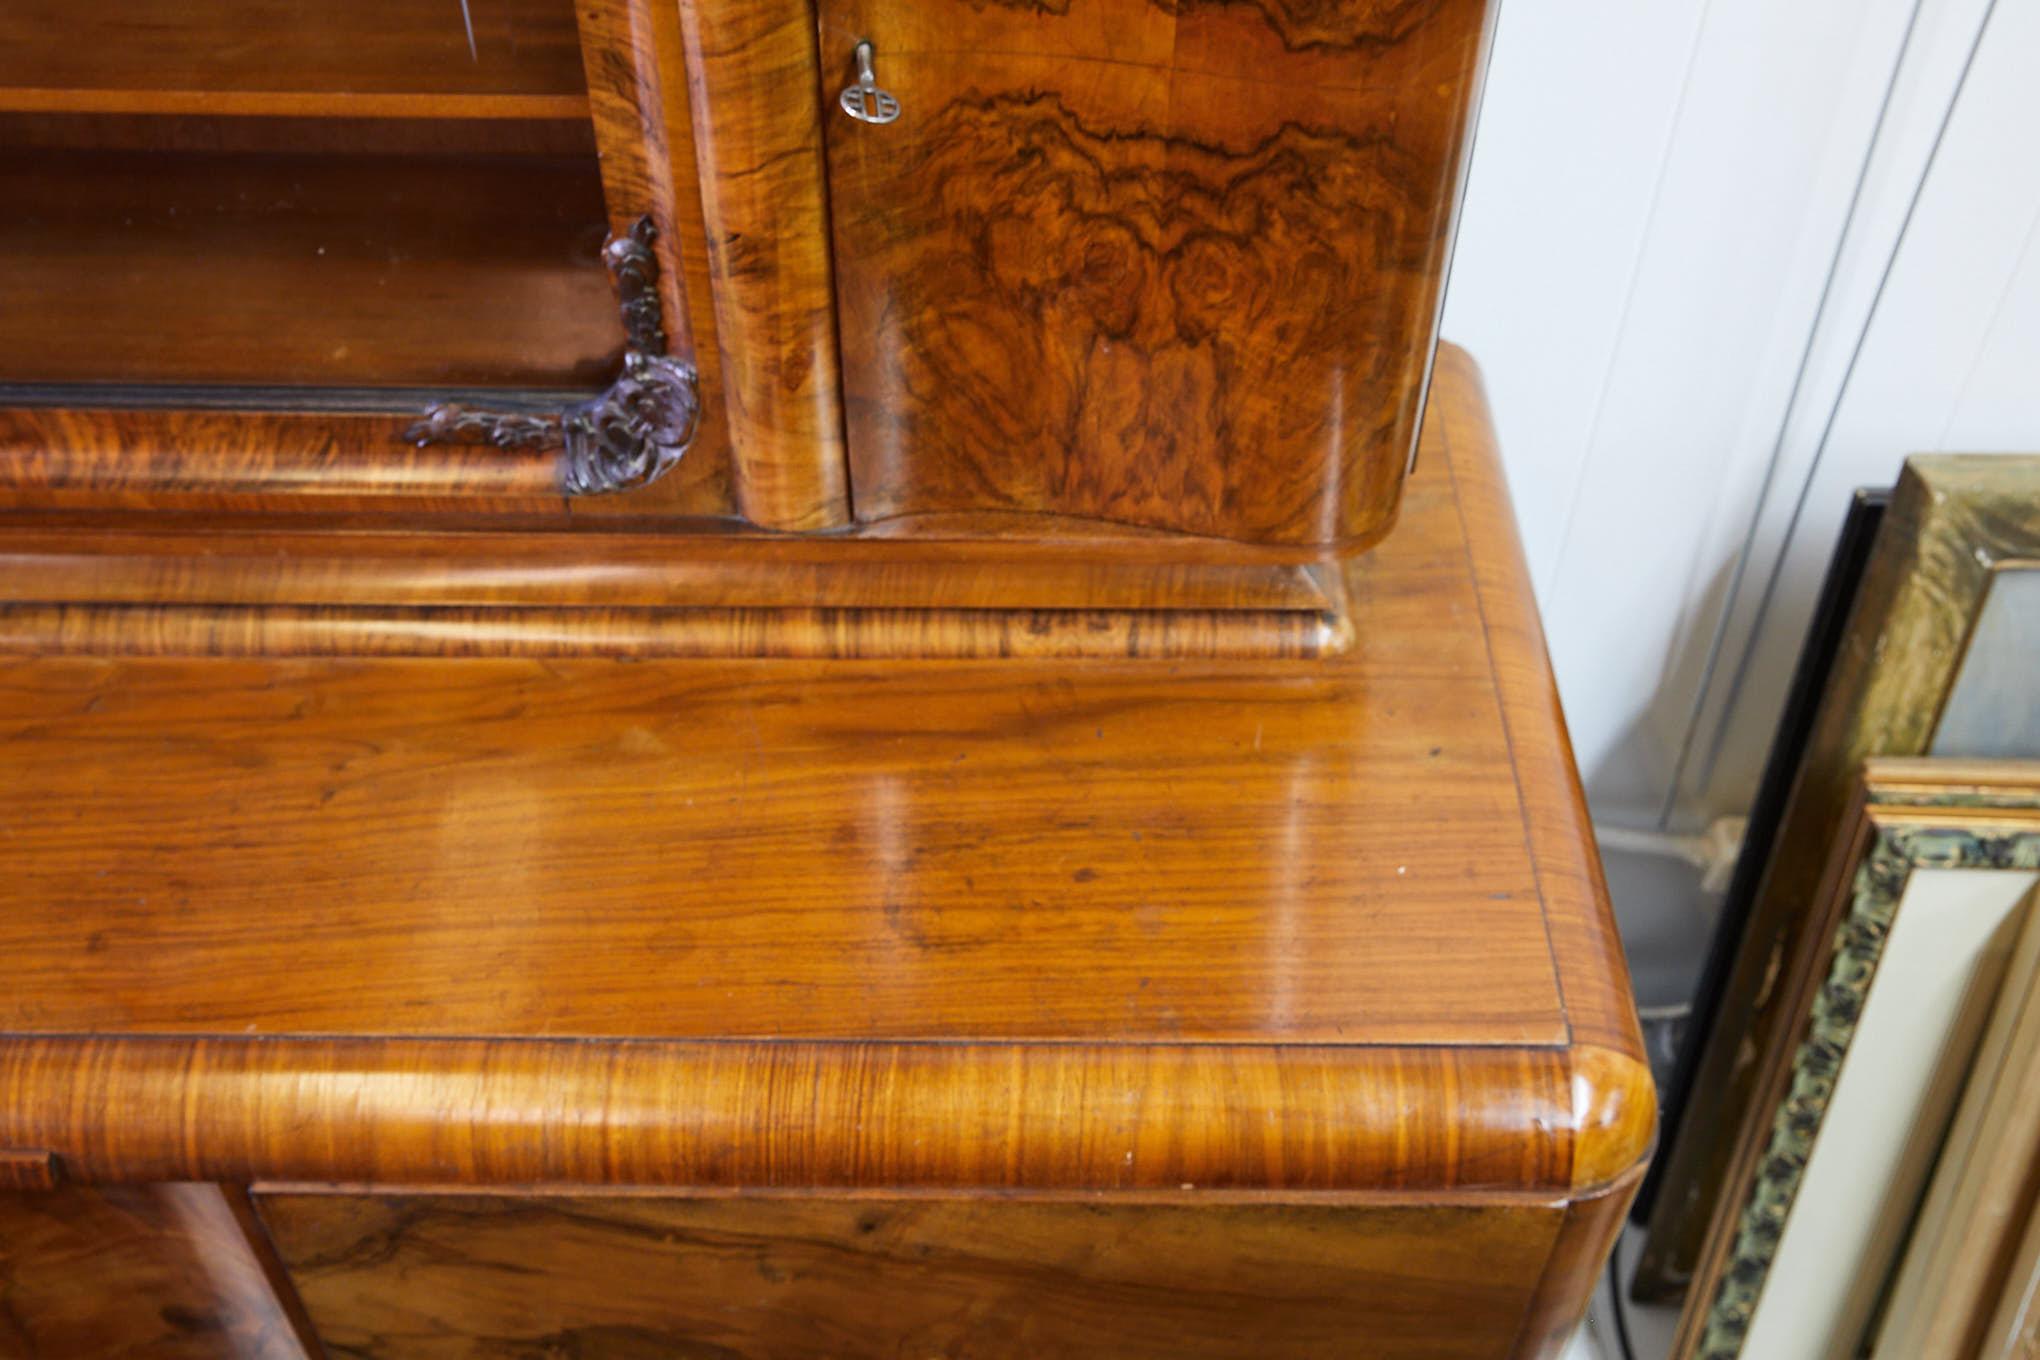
[257,1191,1559,1359]
[822,0,1493,548]
[0,1183,312,1359]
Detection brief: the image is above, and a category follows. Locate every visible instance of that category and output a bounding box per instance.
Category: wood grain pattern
[0,146,619,389]
[0,408,567,502]
[1638,456,2040,1298]
[0,349,1643,1049]
[0,1183,312,1359]
[822,0,1492,548]
[0,524,1334,611]
[678,0,853,531]
[0,1150,60,1192]
[571,0,739,520]
[255,1190,1561,1359]
[0,602,1346,659]
[0,658,1556,1041]
[1,1037,1584,1192]
[0,0,587,117]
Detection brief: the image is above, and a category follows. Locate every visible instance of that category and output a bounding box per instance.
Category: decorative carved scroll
[407,217,699,497]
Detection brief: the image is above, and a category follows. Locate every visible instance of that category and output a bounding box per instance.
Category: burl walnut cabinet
[0,1,1653,1357]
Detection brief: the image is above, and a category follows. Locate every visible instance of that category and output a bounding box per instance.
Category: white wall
[1444,0,2040,830]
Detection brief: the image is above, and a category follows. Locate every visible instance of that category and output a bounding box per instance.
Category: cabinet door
[819,0,1493,550]
[0,0,734,517]
[255,1190,1558,1358]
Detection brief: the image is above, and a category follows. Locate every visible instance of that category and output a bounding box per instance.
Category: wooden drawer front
[256,1191,1556,1358]
[819,0,1492,549]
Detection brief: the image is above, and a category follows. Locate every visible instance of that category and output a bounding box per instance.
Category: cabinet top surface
[0,351,1621,1060]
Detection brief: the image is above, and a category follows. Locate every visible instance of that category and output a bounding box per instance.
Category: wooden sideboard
[0,354,1653,1357]
[0,1,1649,1353]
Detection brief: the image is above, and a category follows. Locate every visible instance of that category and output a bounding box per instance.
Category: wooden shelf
[0,146,623,389]
[0,90,589,121]
[0,0,588,121]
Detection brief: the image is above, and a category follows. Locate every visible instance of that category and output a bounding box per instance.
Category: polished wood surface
[0,353,1651,1215]
[572,0,740,520]
[5,1037,1582,1192]
[0,512,1343,652]
[0,0,587,120]
[0,361,1587,1051]
[0,523,1333,611]
[0,602,1345,659]
[257,1190,1560,1359]
[0,650,1558,1039]
[0,1183,313,1359]
[678,0,853,531]
[0,409,566,504]
[0,352,1646,1353]
[822,0,1492,549]
[0,146,619,389]
[0,1150,60,1192]
[1516,1169,1649,1357]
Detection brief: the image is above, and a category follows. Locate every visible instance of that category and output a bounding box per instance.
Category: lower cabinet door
[252,1191,1559,1358]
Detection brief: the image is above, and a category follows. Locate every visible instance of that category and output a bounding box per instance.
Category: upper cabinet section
[818,0,1492,549]
[0,0,1494,552]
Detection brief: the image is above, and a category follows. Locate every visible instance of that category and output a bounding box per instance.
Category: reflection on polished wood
[0,349,1644,1053]
[822,0,1492,548]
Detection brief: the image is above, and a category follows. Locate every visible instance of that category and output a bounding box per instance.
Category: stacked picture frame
[1642,456,2040,1360]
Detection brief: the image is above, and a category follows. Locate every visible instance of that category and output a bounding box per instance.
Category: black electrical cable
[1606,1232,1638,1360]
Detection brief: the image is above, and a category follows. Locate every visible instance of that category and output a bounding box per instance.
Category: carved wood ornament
[406,216,701,496]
